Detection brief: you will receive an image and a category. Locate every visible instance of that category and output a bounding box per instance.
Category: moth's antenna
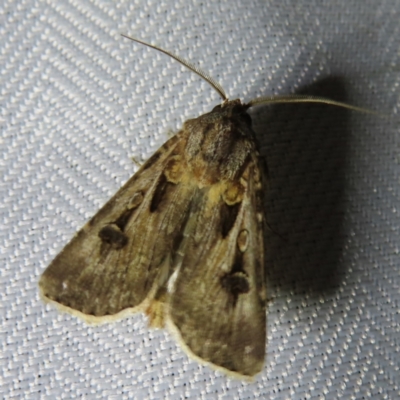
[121,34,228,101]
[248,94,380,115]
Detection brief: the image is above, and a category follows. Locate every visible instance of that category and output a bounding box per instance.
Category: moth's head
[210,99,252,127]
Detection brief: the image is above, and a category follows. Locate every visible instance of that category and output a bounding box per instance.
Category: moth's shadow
[251,77,351,296]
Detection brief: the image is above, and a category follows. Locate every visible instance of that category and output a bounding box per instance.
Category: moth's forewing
[167,158,266,378]
[39,134,196,322]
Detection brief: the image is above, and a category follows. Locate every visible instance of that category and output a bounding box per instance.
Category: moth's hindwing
[40,100,267,379]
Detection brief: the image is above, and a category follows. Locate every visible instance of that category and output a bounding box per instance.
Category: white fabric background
[1,0,399,398]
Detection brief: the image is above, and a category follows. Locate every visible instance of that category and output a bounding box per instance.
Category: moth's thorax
[182,99,255,185]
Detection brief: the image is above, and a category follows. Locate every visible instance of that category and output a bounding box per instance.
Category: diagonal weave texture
[1,1,399,398]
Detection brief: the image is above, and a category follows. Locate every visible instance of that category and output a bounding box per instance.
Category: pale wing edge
[39,288,153,325]
[164,317,257,381]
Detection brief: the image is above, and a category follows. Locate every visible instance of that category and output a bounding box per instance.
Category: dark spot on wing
[220,202,241,238]
[98,224,128,249]
[150,173,176,212]
[220,250,249,304]
[221,272,250,297]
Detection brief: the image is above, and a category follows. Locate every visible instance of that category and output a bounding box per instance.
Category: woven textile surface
[1,1,399,398]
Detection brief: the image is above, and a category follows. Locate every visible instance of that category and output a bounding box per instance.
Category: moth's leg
[131,156,142,168]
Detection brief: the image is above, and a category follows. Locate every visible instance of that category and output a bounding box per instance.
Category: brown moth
[39,35,369,380]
